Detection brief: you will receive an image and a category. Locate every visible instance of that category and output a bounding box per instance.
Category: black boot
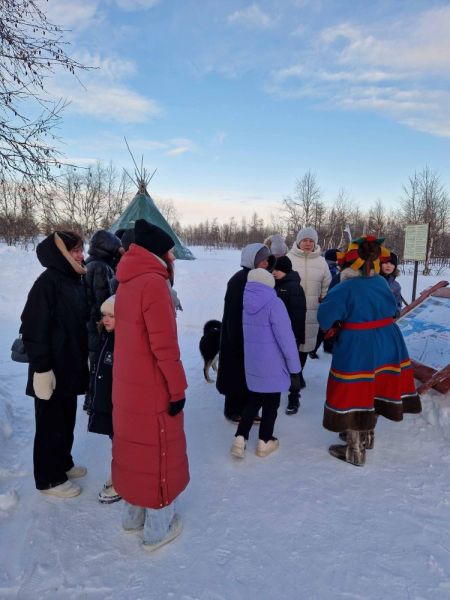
[286,392,300,415]
[309,351,319,359]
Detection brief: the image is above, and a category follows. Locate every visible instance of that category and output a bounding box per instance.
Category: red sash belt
[341,317,394,330]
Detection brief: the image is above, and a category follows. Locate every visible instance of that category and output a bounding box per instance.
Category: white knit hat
[100,295,115,315]
[247,268,275,288]
[296,227,318,245]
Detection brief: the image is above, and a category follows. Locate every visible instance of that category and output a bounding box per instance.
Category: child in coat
[87,295,121,503]
[380,252,402,318]
[272,255,306,415]
[231,268,301,459]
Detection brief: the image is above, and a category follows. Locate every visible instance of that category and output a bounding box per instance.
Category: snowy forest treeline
[1,165,449,271]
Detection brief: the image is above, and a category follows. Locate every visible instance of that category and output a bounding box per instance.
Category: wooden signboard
[397,281,450,394]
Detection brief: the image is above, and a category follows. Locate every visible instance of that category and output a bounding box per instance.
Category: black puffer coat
[21,234,89,397]
[275,270,307,345]
[216,243,274,397]
[85,230,121,352]
[88,329,114,436]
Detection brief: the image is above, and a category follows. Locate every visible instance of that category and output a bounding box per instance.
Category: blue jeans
[122,501,176,544]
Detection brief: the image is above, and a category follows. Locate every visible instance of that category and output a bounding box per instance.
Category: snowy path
[1,245,450,599]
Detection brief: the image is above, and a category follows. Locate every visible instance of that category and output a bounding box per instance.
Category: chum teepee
[110,161,195,260]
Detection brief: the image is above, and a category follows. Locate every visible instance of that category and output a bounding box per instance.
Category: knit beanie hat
[134,219,175,258]
[296,227,318,245]
[247,268,275,288]
[254,245,271,268]
[388,252,398,267]
[268,234,288,258]
[274,255,292,274]
[100,295,115,315]
[121,228,135,251]
[324,249,338,262]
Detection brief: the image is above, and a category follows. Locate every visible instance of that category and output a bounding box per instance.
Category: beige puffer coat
[287,243,331,352]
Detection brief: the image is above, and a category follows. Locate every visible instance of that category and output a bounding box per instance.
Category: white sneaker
[98,485,121,504]
[142,514,183,552]
[66,465,87,479]
[230,435,246,459]
[41,480,81,498]
[256,438,279,457]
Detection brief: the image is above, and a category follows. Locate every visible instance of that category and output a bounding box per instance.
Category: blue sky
[46,0,450,224]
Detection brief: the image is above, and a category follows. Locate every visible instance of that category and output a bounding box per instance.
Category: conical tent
[110,182,195,260]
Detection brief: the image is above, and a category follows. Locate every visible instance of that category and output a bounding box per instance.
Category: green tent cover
[110,191,195,260]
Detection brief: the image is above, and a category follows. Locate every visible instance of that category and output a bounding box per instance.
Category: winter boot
[66,465,87,479]
[230,435,246,459]
[286,392,300,415]
[338,431,347,442]
[365,415,378,450]
[40,480,81,498]
[256,437,279,457]
[309,351,319,359]
[329,430,366,467]
[142,514,183,552]
[98,484,121,504]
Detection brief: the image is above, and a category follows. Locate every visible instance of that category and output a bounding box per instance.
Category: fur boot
[329,430,366,466]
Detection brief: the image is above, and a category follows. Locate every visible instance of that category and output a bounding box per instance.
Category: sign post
[403,224,429,301]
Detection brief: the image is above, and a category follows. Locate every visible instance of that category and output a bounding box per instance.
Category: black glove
[290,373,301,394]
[168,398,185,417]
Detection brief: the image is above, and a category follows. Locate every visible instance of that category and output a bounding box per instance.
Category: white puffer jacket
[287,243,331,352]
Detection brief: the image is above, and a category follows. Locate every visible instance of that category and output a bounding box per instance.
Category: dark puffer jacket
[88,329,114,436]
[85,230,121,352]
[275,270,307,345]
[21,234,89,397]
[216,243,275,397]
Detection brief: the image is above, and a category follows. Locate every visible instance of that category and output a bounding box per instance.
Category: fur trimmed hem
[323,392,422,432]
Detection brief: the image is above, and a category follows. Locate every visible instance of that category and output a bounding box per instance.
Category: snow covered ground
[1,244,450,600]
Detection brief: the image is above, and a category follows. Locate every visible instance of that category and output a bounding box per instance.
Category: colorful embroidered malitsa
[337,235,391,276]
[317,236,421,432]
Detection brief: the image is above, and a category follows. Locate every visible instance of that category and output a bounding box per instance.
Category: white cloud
[67,83,161,122]
[45,0,100,29]
[75,51,136,80]
[270,6,450,137]
[166,138,196,157]
[115,0,160,10]
[227,4,274,30]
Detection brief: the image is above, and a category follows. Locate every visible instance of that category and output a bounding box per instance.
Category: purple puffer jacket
[243,282,301,393]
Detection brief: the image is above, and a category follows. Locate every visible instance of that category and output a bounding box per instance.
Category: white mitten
[33,370,56,401]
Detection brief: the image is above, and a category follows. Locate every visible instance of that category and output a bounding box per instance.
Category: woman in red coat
[112,219,189,552]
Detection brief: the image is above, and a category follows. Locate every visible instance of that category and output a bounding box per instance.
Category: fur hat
[273,256,292,274]
[134,219,174,258]
[100,295,115,315]
[337,235,391,276]
[296,227,318,245]
[247,268,275,288]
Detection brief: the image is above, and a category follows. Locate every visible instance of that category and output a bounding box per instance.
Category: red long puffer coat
[112,244,189,508]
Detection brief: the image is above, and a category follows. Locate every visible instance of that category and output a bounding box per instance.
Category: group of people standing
[21,220,188,551]
[216,228,421,467]
[19,220,421,553]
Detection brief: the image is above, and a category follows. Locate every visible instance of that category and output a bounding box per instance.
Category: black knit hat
[274,255,292,274]
[389,252,398,267]
[134,219,175,257]
[324,249,338,262]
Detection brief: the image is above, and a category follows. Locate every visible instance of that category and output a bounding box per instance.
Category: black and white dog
[199,320,221,383]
